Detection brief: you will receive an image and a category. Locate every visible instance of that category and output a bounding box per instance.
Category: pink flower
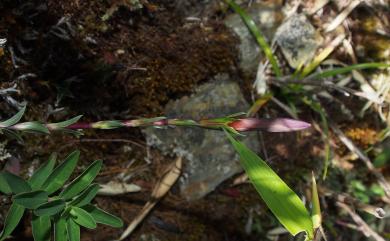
[228,118,311,132]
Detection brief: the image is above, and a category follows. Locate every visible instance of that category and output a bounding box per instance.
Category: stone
[144,74,259,200]
[224,3,283,77]
[275,14,322,69]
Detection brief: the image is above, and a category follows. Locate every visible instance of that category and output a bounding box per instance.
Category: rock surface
[275,14,322,68]
[224,3,283,77]
[144,74,259,200]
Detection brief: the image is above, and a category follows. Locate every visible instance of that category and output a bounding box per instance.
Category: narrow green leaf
[301,97,330,180]
[225,130,314,238]
[34,199,66,216]
[54,216,67,241]
[83,204,123,228]
[70,206,97,229]
[311,173,321,229]
[13,190,49,209]
[28,153,57,190]
[48,115,83,129]
[0,203,25,241]
[12,122,50,134]
[60,160,103,200]
[0,105,26,128]
[32,215,51,241]
[69,183,100,207]
[42,150,80,194]
[67,218,80,241]
[310,63,390,80]
[225,0,281,77]
[0,171,31,194]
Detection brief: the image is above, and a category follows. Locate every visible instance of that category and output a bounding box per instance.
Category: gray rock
[224,3,283,77]
[275,14,322,69]
[144,74,259,200]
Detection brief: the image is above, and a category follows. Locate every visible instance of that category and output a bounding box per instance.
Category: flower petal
[229,118,311,132]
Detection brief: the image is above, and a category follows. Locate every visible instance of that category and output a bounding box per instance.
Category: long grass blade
[225,0,281,77]
[309,63,390,80]
[225,130,313,238]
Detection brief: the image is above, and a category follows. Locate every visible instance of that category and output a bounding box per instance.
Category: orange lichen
[345,127,378,148]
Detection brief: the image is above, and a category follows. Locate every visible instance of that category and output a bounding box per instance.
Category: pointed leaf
[42,150,80,194]
[83,204,123,228]
[67,218,80,241]
[69,183,100,207]
[32,215,51,241]
[13,190,49,209]
[0,171,31,194]
[12,122,49,134]
[60,160,103,200]
[225,131,314,238]
[311,173,321,229]
[54,216,67,241]
[47,115,83,129]
[310,63,390,80]
[28,153,57,190]
[35,199,66,216]
[0,203,25,241]
[70,206,97,229]
[0,105,26,128]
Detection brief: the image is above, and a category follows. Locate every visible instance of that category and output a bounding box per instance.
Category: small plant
[0,105,319,240]
[0,150,123,241]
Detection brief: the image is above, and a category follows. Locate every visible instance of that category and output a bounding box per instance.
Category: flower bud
[228,118,311,132]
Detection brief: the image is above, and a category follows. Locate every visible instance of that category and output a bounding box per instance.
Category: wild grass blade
[301,97,330,180]
[225,0,281,77]
[225,130,314,239]
[309,63,390,80]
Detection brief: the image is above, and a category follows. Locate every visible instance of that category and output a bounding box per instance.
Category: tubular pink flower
[228,118,311,132]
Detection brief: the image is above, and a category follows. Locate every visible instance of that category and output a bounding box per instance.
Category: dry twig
[336,201,385,241]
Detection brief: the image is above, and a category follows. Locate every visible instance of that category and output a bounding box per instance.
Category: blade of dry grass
[300,34,346,78]
[325,0,363,33]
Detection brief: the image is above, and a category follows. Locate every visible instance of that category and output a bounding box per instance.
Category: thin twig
[336,201,385,241]
[325,0,362,32]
